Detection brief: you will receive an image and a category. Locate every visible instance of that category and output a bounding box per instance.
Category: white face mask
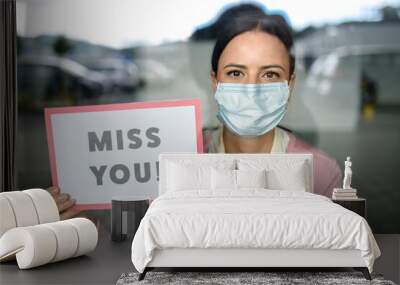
[214,81,290,138]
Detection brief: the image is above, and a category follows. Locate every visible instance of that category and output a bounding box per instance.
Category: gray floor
[374,234,400,284]
[1,228,399,285]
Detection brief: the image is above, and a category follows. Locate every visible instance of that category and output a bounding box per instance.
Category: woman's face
[211,31,294,91]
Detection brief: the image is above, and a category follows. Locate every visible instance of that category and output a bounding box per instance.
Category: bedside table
[111,197,149,242]
[332,198,366,219]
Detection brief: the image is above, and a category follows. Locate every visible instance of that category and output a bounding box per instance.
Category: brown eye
[263,71,279,79]
[227,70,244,77]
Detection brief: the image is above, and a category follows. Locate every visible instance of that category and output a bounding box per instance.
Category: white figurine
[343,156,353,189]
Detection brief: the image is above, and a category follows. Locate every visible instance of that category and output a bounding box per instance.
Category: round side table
[111,196,149,242]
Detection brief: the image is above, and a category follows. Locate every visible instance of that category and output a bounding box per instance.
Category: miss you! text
[87,127,160,186]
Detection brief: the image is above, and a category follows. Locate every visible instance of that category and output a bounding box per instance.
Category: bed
[131,153,380,281]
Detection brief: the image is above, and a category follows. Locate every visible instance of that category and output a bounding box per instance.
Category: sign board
[45,99,203,210]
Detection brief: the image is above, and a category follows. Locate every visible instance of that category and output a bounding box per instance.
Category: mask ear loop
[214,81,224,96]
[214,81,222,101]
[286,73,296,104]
[282,79,291,110]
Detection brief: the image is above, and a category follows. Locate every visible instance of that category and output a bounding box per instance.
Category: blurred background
[15,0,400,233]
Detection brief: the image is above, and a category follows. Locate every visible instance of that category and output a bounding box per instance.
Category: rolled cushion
[0,225,57,269]
[0,191,39,227]
[0,196,17,237]
[0,218,98,269]
[65,218,98,257]
[42,222,79,262]
[23,189,59,224]
[0,189,59,238]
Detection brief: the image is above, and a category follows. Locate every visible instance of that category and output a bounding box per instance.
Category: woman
[203,14,342,197]
[51,13,341,216]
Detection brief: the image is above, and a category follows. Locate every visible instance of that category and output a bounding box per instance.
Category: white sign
[45,99,203,210]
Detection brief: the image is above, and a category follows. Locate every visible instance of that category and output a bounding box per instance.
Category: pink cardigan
[286,133,342,197]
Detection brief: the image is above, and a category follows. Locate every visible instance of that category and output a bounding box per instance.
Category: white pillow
[236,169,267,189]
[166,159,236,192]
[211,168,236,190]
[167,162,211,191]
[266,166,307,191]
[238,159,309,191]
[211,168,268,190]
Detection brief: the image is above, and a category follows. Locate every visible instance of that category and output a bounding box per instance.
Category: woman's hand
[47,186,81,220]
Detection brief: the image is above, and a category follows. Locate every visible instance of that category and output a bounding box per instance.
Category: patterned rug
[116,271,396,285]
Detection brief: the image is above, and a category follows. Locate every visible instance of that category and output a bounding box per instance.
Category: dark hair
[211,14,295,77]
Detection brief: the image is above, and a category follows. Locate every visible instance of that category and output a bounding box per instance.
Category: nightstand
[111,197,149,242]
[332,198,366,219]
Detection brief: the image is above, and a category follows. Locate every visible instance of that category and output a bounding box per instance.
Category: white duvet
[131,189,380,273]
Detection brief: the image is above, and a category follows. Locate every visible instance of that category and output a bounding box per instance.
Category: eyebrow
[223,64,286,72]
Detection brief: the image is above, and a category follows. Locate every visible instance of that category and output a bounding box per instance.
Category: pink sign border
[44,99,203,210]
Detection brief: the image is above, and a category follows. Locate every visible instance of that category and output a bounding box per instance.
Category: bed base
[138,266,371,281]
[138,248,372,281]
